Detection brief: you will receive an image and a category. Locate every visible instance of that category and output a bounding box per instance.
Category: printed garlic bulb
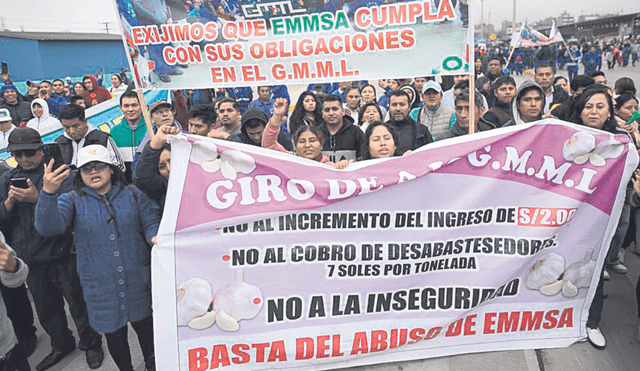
[525,253,565,290]
[213,270,264,321]
[594,139,624,160]
[177,278,213,326]
[561,250,596,297]
[563,132,596,163]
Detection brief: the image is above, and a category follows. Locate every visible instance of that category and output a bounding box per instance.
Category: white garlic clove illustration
[177,278,214,326]
[563,132,596,161]
[588,153,606,167]
[562,250,596,289]
[562,280,579,298]
[525,253,565,290]
[189,141,219,165]
[539,280,564,296]
[216,310,240,332]
[594,139,624,160]
[187,310,217,330]
[223,150,257,175]
[573,153,591,165]
[213,270,263,321]
[201,158,223,173]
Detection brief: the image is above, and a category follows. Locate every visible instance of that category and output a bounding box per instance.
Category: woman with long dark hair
[35,145,160,371]
[361,121,400,160]
[288,91,322,141]
[569,86,633,351]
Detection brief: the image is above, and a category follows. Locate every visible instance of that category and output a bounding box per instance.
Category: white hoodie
[27,98,62,135]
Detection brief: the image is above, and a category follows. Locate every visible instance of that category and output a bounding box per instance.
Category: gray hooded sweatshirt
[510,80,546,126]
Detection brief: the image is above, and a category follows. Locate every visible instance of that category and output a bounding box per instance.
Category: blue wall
[0,36,128,83]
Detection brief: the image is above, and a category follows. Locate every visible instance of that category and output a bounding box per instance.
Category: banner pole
[137,89,155,140]
[469,76,477,134]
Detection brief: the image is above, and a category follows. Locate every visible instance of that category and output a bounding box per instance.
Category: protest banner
[153,119,638,370]
[112,0,470,88]
[511,23,562,49]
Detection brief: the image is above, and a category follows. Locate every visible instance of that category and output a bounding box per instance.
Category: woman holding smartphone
[35,145,160,371]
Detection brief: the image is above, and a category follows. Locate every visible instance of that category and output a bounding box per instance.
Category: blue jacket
[35,185,160,333]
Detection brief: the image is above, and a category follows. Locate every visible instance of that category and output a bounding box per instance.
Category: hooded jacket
[239,107,293,151]
[26,98,62,135]
[55,125,126,173]
[81,75,112,108]
[509,80,546,126]
[320,115,365,161]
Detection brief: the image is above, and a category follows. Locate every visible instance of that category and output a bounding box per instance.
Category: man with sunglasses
[0,128,104,370]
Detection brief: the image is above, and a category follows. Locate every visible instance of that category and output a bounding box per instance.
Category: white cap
[77,145,112,168]
[422,80,442,94]
[0,108,12,122]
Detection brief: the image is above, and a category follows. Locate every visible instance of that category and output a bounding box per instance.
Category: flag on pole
[512,23,562,48]
[549,20,564,43]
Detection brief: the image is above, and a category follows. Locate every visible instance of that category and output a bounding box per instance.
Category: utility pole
[512,0,517,35]
[480,0,484,39]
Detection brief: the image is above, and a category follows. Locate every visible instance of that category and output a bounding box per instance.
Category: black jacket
[56,129,110,165]
[547,85,570,112]
[482,101,513,128]
[438,118,497,141]
[0,163,73,263]
[0,99,33,126]
[133,143,167,212]
[386,116,433,154]
[320,115,365,161]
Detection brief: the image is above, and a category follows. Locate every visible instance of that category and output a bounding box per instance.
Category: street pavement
[24,63,640,371]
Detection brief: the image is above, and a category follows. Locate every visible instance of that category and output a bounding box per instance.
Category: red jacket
[81,75,112,107]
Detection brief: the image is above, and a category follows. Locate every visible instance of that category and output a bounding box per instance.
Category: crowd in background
[0,40,639,370]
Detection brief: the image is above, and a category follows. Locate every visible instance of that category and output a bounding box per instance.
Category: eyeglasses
[12,150,38,158]
[79,162,109,174]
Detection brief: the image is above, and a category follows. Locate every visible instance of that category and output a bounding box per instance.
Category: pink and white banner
[153,119,637,370]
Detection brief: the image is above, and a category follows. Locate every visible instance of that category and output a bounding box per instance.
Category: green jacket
[110,118,148,162]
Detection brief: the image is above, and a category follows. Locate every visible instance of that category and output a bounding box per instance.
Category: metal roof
[0,31,121,41]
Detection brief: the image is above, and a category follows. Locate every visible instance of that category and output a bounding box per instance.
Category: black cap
[7,127,43,151]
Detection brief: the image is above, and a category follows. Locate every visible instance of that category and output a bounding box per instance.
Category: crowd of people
[476,36,640,80]
[0,46,639,370]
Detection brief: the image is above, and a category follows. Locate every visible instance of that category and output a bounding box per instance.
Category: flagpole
[505,23,525,71]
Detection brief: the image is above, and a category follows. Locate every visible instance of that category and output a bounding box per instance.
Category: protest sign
[153,119,637,370]
[113,0,470,88]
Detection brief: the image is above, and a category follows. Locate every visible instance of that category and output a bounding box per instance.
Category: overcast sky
[1,0,640,33]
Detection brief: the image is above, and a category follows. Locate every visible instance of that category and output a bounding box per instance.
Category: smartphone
[10,178,29,189]
[41,143,66,171]
[1,62,7,75]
